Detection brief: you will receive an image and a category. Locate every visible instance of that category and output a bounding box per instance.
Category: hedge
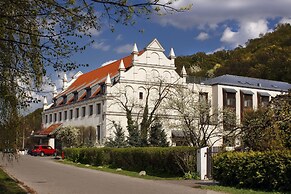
[64,147,197,176]
[213,150,291,191]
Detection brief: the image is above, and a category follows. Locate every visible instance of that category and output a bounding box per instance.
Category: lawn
[58,159,181,180]
[201,185,286,194]
[0,168,26,194]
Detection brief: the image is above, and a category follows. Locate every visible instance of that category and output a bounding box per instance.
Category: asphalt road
[0,154,221,194]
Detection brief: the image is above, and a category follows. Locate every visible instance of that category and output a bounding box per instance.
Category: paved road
[0,154,221,194]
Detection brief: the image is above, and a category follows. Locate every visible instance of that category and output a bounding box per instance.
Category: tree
[139,80,173,146]
[78,126,96,147]
[269,91,291,149]
[0,0,190,149]
[105,121,127,148]
[167,85,239,148]
[241,91,291,150]
[241,108,284,151]
[110,79,174,147]
[56,126,81,148]
[148,118,169,147]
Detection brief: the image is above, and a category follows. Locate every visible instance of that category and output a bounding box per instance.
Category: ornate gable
[145,38,165,52]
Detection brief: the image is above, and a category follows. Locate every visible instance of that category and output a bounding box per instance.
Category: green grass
[200,185,288,194]
[0,168,26,194]
[58,159,181,180]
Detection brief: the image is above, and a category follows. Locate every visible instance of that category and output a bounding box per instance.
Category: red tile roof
[56,52,143,99]
[38,123,62,135]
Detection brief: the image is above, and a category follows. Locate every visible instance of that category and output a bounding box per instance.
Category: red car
[31,145,56,156]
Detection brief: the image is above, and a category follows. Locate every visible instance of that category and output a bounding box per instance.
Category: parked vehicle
[31,145,56,156]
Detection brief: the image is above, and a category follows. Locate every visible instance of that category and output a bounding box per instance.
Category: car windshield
[34,146,39,149]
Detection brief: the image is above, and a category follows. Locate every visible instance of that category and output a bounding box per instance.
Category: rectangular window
[59,112,62,121]
[199,92,208,103]
[54,113,57,122]
[199,92,209,123]
[260,96,269,107]
[49,114,52,122]
[45,115,48,123]
[223,90,236,130]
[224,92,236,108]
[258,94,269,107]
[70,109,73,119]
[97,125,101,142]
[75,108,79,118]
[97,103,101,115]
[241,92,253,121]
[82,106,86,117]
[242,94,253,108]
[139,92,143,100]
[64,111,67,120]
[89,105,93,116]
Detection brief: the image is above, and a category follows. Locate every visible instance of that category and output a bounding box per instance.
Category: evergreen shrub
[213,150,291,191]
[64,146,197,176]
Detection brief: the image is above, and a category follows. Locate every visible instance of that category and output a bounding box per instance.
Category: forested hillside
[176,24,291,83]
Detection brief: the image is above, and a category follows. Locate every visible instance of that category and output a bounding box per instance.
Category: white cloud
[279,17,291,24]
[220,19,270,47]
[220,27,237,43]
[115,44,133,54]
[196,32,209,41]
[92,41,111,51]
[207,46,225,54]
[116,34,123,41]
[87,27,102,37]
[154,0,291,48]
[156,0,291,30]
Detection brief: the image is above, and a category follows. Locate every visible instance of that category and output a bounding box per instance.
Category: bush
[213,150,291,191]
[64,146,197,176]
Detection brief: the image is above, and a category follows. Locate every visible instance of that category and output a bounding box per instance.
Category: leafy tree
[269,91,291,148]
[241,108,284,151]
[105,121,127,148]
[56,126,81,148]
[241,91,291,150]
[176,24,291,83]
[149,118,169,147]
[0,0,189,149]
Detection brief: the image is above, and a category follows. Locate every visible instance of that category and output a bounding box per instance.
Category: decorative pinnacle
[63,73,68,82]
[43,96,47,105]
[181,66,187,77]
[169,48,176,59]
[132,43,138,54]
[119,59,125,71]
[105,74,111,85]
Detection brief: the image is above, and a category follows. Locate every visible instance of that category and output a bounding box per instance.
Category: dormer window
[63,95,67,104]
[73,91,78,102]
[86,87,91,99]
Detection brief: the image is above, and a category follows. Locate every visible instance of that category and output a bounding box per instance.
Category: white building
[38,39,291,148]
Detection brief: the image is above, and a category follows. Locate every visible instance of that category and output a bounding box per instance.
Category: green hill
[176,23,291,83]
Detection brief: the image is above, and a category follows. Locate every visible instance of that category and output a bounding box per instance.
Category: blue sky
[27,0,291,113]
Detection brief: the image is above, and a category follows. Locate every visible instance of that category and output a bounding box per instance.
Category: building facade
[39,39,291,148]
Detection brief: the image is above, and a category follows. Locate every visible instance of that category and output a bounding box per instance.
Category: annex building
[38,39,291,149]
